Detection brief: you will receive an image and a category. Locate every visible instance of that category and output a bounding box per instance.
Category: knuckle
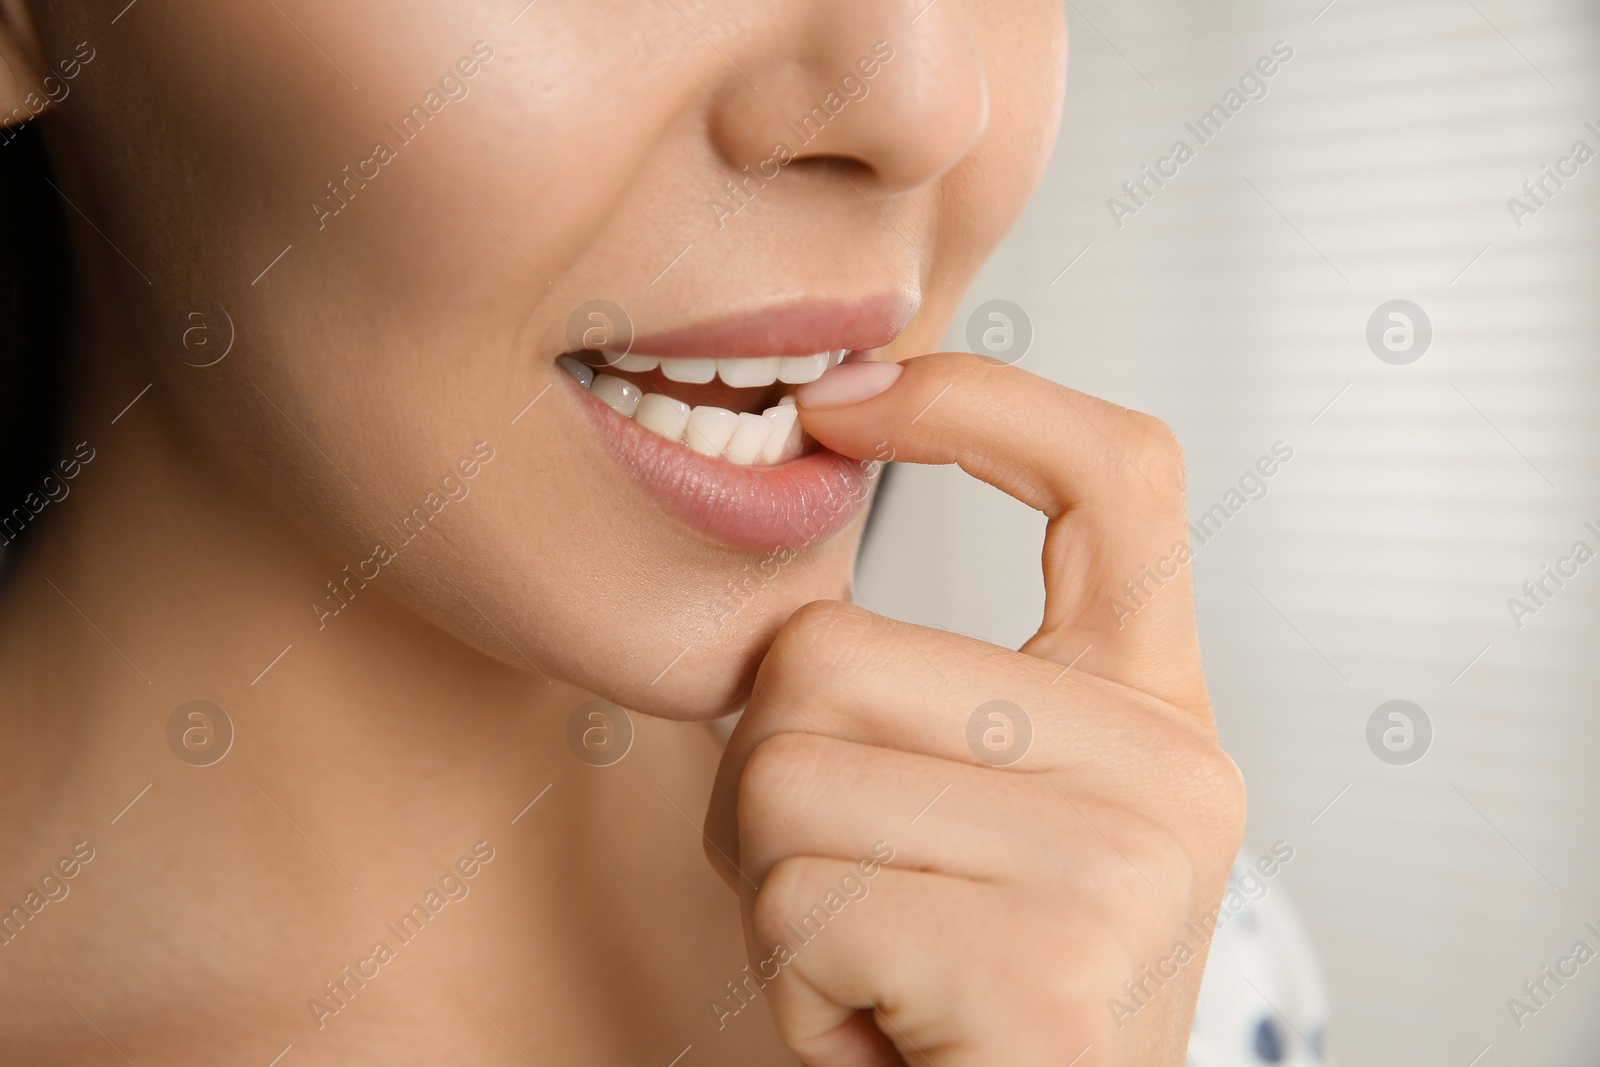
[751,855,823,945]
[781,598,874,654]
[1190,741,1249,835]
[1206,754,1250,857]
[1161,732,1249,863]
[738,732,830,832]
[1123,409,1187,496]
[759,599,885,694]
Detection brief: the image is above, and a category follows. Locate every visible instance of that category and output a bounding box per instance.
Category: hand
[702,353,1246,1066]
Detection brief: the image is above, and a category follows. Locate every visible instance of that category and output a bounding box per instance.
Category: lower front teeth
[634,392,690,438]
[590,373,643,417]
[567,365,806,466]
[758,403,800,466]
[723,412,772,465]
[685,406,740,456]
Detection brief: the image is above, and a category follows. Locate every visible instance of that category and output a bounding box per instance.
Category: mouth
[555,348,846,466]
[553,295,913,553]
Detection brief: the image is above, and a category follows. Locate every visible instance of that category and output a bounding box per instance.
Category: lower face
[27,0,1064,720]
[555,301,906,552]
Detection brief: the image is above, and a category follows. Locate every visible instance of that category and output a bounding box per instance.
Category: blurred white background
[858,0,1600,1063]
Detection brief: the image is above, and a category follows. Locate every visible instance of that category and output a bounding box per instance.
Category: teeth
[590,373,642,417]
[634,393,690,440]
[759,404,800,466]
[556,355,594,388]
[596,351,843,387]
[724,412,773,465]
[559,352,818,466]
[685,406,740,456]
[607,352,659,373]
[717,356,782,388]
[659,358,717,384]
[778,352,832,384]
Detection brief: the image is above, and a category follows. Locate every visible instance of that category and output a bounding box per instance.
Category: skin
[0,1,1243,1064]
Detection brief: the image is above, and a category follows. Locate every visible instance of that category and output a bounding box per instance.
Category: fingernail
[794,361,903,410]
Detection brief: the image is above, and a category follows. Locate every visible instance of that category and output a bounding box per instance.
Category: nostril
[704,21,986,198]
[779,154,874,179]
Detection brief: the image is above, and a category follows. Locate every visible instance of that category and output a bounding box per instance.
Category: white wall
[857,1,1600,1063]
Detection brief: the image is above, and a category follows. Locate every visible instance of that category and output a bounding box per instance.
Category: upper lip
[608,292,917,359]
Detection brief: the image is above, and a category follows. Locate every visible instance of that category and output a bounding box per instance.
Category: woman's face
[24,0,1064,720]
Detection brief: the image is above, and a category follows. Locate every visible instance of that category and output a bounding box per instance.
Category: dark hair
[0,119,75,565]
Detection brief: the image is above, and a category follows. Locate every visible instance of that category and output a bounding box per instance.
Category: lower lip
[567,378,877,553]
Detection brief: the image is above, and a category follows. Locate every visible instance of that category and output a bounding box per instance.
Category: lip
[618,293,917,359]
[562,296,907,552]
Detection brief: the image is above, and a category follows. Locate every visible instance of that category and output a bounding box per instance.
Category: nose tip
[707,9,990,197]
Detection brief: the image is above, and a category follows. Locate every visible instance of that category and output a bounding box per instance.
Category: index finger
[796,352,1205,709]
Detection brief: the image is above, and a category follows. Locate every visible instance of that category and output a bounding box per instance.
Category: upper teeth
[602,350,845,388]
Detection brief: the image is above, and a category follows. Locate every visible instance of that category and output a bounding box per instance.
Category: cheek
[51,3,697,630]
[939,0,1066,266]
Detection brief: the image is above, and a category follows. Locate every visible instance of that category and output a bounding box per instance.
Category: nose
[706,2,990,197]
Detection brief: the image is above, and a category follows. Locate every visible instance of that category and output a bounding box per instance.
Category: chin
[560,533,866,724]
